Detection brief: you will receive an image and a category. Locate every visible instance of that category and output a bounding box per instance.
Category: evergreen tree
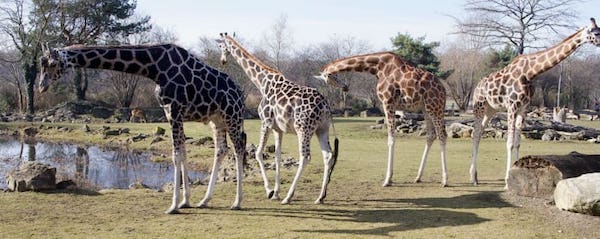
[391,33,453,79]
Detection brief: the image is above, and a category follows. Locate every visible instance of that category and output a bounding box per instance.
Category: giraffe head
[584,18,600,46]
[216,32,233,65]
[313,73,349,92]
[38,44,67,93]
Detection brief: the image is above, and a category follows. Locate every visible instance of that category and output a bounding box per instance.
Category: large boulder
[554,173,600,216]
[6,162,56,192]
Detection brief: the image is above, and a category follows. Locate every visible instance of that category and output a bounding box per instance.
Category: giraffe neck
[522,28,586,79]
[321,52,393,76]
[58,44,178,82]
[225,37,280,89]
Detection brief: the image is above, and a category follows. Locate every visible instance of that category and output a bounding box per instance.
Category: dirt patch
[502,191,600,238]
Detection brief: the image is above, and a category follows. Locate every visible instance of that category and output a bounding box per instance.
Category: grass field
[0,118,599,238]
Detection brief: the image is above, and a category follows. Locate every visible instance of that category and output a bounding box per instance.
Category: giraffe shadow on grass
[192,192,505,236]
[365,190,513,209]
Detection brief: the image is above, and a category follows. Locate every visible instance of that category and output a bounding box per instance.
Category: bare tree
[315,35,374,110]
[260,14,294,71]
[0,50,25,112]
[453,0,581,54]
[0,0,56,115]
[440,35,488,110]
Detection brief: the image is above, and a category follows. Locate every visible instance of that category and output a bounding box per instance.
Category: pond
[0,137,206,190]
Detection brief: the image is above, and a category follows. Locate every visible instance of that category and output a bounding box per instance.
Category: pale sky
[135,0,600,51]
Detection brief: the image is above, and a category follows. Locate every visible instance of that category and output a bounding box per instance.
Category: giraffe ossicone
[317,51,449,187]
[217,33,339,205]
[38,43,247,214]
[470,17,600,189]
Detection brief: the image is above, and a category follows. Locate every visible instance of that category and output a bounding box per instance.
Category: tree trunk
[23,59,37,117]
[507,152,600,198]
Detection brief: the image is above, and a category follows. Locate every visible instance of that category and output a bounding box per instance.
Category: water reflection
[0,138,205,190]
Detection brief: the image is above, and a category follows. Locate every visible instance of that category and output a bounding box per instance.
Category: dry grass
[0,118,599,238]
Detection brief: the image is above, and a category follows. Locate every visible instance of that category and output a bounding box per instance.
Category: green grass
[0,118,598,238]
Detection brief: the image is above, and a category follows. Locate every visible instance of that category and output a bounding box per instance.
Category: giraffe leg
[165,116,186,214]
[504,109,520,190]
[282,131,311,205]
[504,112,525,190]
[178,145,191,209]
[255,123,274,198]
[383,108,396,187]
[415,117,434,184]
[198,123,229,208]
[229,124,246,210]
[315,128,334,204]
[434,115,448,187]
[470,105,495,186]
[271,130,283,200]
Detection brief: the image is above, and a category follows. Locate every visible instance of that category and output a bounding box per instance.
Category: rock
[56,180,76,190]
[103,129,121,136]
[554,173,600,216]
[131,134,148,142]
[266,144,276,153]
[129,181,151,190]
[541,129,560,141]
[448,122,473,138]
[376,119,385,124]
[22,127,38,137]
[91,106,113,119]
[150,136,164,144]
[370,124,384,130]
[6,162,56,192]
[154,126,166,136]
[83,124,91,133]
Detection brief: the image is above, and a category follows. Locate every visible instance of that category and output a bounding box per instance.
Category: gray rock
[6,162,56,192]
[154,126,166,136]
[554,173,600,216]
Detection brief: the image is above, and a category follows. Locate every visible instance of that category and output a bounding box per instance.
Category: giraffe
[470,18,600,188]
[216,33,339,205]
[316,52,448,187]
[37,43,247,214]
[130,108,147,123]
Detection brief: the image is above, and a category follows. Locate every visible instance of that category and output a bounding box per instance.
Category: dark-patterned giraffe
[38,43,247,214]
[217,33,339,205]
[316,52,448,187]
[470,18,600,188]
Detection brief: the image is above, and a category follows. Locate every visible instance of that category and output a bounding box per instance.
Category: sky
[135,0,599,51]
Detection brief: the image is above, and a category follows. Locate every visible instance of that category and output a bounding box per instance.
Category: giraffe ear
[591,18,598,28]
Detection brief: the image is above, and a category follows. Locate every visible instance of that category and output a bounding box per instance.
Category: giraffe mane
[62,43,178,50]
[511,27,586,63]
[225,36,279,73]
[321,51,414,71]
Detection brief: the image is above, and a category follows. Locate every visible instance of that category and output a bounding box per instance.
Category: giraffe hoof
[441,183,448,188]
[314,199,324,204]
[165,208,180,214]
[270,193,280,200]
[267,190,275,199]
[414,178,422,183]
[197,202,209,209]
[281,198,291,205]
[178,203,192,209]
[230,205,241,210]
[382,181,392,187]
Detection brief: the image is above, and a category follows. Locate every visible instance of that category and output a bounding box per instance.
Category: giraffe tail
[327,118,340,181]
[327,138,339,181]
